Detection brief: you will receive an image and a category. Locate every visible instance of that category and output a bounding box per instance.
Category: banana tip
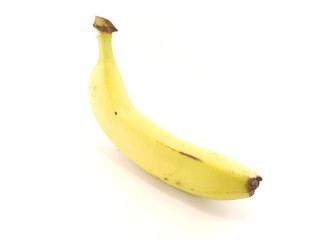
[248,176,262,197]
[93,16,118,33]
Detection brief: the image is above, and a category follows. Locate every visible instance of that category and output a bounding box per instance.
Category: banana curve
[88,16,262,200]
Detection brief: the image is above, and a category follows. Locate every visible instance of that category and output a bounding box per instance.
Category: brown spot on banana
[157,141,203,162]
[177,151,202,161]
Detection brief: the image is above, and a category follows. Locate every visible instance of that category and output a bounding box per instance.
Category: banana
[88,16,262,200]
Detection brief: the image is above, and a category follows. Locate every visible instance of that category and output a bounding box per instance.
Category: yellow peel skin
[88,16,262,200]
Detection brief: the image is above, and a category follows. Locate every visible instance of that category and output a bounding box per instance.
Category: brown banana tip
[248,176,262,196]
[93,16,118,33]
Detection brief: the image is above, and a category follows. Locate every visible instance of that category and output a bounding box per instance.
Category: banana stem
[93,16,118,34]
[93,16,118,63]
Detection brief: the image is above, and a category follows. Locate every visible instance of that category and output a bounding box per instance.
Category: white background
[0,0,319,239]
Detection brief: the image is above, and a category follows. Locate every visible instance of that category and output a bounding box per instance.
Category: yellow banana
[88,16,262,200]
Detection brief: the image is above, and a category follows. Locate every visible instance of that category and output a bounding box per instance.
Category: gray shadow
[96,144,255,220]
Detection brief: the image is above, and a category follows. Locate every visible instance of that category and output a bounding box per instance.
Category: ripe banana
[88,16,262,200]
